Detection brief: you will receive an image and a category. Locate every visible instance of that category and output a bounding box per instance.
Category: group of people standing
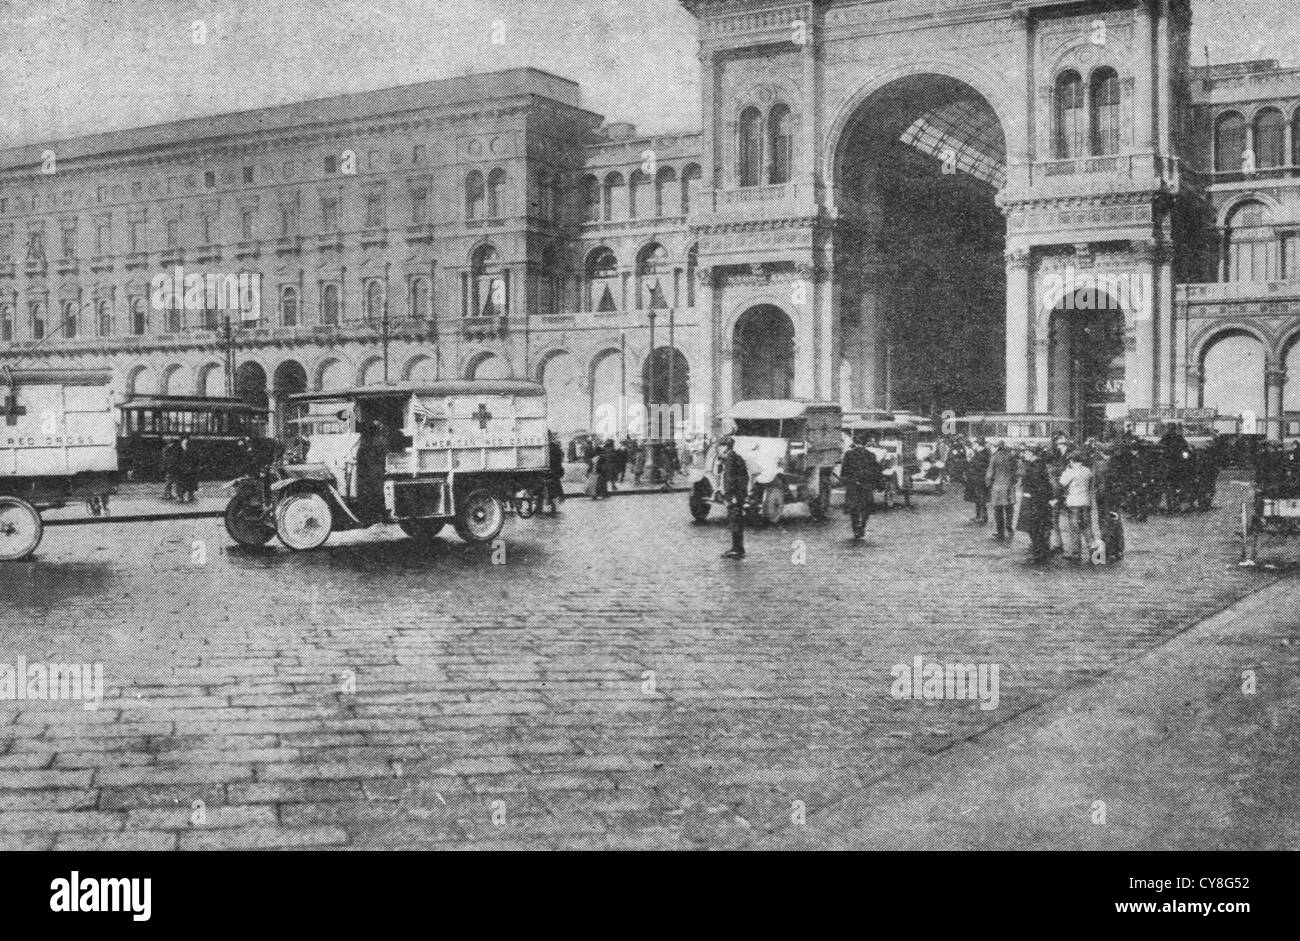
[948,435,1125,564]
[160,436,198,503]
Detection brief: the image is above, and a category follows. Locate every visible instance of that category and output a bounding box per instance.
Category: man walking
[840,430,882,541]
[966,438,990,523]
[1016,446,1053,563]
[719,436,748,559]
[1059,451,1095,561]
[546,432,565,514]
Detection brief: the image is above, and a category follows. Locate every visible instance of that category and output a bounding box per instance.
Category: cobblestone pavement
[0,477,1289,849]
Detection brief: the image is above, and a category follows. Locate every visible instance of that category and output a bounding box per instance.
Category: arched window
[551,175,563,224]
[603,172,625,222]
[1090,68,1120,156]
[628,170,647,219]
[681,164,702,215]
[471,244,506,317]
[321,283,339,325]
[686,243,698,308]
[96,299,111,337]
[586,247,619,313]
[1254,108,1286,169]
[1,304,13,343]
[636,243,669,310]
[280,286,298,327]
[581,175,600,223]
[465,170,485,219]
[1224,200,1276,282]
[738,107,763,187]
[655,166,677,217]
[768,104,793,184]
[538,246,559,317]
[131,297,146,336]
[62,301,77,339]
[1215,112,1247,173]
[1054,71,1085,159]
[409,276,429,319]
[1294,111,1300,168]
[486,168,506,218]
[365,279,384,322]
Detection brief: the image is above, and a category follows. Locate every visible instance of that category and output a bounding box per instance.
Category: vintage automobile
[954,413,1076,450]
[890,410,940,462]
[0,367,118,561]
[222,379,551,550]
[841,416,924,505]
[689,399,841,524]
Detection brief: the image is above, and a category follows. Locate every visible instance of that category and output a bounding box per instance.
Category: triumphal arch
[685,0,1193,434]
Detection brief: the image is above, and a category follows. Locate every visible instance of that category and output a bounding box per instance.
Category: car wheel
[762,484,785,525]
[224,490,275,546]
[276,492,334,551]
[454,490,505,543]
[0,496,43,562]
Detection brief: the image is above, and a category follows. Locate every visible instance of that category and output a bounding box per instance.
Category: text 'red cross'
[472,403,493,429]
[2,391,26,426]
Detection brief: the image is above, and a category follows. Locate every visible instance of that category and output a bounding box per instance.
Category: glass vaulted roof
[899,97,1007,189]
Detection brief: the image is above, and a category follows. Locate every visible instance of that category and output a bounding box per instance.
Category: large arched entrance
[833,73,1007,413]
[273,360,308,438]
[734,305,794,401]
[642,346,689,438]
[1200,330,1266,421]
[234,361,267,409]
[1047,290,1126,439]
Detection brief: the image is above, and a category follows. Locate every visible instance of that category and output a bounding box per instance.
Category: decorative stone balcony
[275,236,304,256]
[123,251,150,270]
[159,247,185,268]
[194,244,223,263]
[0,260,15,279]
[358,228,388,249]
[317,232,344,252]
[461,314,508,340]
[56,256,79,276]
[234,240,262,260]
[88,255,115,274]
[25,257,48,277]
[405,223,435,245]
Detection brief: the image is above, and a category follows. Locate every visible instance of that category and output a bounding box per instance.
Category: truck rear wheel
[454,490,505,543]
[808,471,831,519]
[0,496,43,561]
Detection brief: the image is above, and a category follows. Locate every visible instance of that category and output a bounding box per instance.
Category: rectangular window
[413,144,426,165]
[129,220,144,251]
[365,192,384,228]
[166,219,179,248]
[62,223,76,257]
[96,223,110,255]
[324,155,337,174]
[411,190,428,225]
[204,171,216,188]
[0,306,12,342]
[322,198,338,232]
[202,215,213,244]
[368,151,381,171]
[29,302,44,340]
[241,210,254,240]
[243,166,254,184]
[280,205,294,236]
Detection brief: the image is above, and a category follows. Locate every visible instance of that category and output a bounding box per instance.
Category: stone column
[1184,365,1203,409]
[857,265,886,408]
[1155,0,1172,156]
[1266,366,1286,441]
[1005,247,1033,411]
[1128,239,1158,409]
[792,262,818,400]
[695,266,717,431]
[1134,0,1156,153]
[1035,335,1052,414]
[1156,240,1176,405]
[808,260,839,402]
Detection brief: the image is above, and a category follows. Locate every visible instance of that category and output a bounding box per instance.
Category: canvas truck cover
[0,368,117,478]
[397,388,548,474]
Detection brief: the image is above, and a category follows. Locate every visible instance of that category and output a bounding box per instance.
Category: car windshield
[734,418,804,438]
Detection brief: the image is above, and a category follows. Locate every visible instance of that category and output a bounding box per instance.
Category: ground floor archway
[1201,331,1266,422]
[273,360,308,437]
[539,350,585,437]
[734,305,794,401]
[234,361,267,409]
[1048,291,1126,439]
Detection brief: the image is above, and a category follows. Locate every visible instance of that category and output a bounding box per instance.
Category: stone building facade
[3,1,1300,440]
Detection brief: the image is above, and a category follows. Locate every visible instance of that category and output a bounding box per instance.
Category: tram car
[117,395,274,481]
[0,367,118,561]
[222,379,551,550]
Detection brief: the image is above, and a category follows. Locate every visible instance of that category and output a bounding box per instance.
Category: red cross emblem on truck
[472,403,493,429]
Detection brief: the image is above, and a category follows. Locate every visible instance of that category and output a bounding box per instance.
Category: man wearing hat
[718,436,749,559]
[841,429,882,541]
[1015,445,1054,563]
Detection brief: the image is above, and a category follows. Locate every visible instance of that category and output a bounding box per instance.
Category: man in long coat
[841,433,882,541]
[965,438,990,523]
[1015,446,1053,562]
[719,436,749,559]
[986,440,1018,540]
